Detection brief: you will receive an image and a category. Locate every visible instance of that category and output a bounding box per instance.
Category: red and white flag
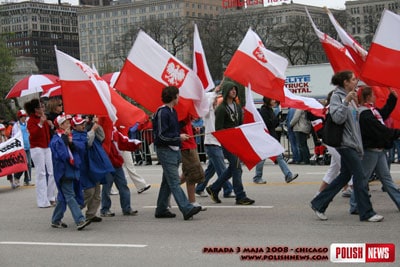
[243,84,265,126]
[193,24,215,92]
[55,48,117,122]
[281,87,325,118]
[243,85,284,163]
[326,8,368,67]
[311,118,324,132]
[224,28,288,102]
[0,132,27,176]
[361,10,400,89]
[212,122,284,170]
[306,8,360,75]
[114,30,207,120]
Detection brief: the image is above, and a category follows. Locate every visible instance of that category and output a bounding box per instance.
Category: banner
[0,132,27,177]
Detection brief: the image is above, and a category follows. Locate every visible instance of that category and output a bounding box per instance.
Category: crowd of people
[2,71,400,228]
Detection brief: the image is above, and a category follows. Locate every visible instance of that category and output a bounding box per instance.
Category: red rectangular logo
[366,243,395,263]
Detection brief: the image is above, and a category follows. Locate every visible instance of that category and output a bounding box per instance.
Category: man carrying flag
[206,81,255,205]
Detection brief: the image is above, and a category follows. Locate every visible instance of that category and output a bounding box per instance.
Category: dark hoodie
[214,81,243,130]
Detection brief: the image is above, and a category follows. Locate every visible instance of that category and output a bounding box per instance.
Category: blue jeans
[210,147,246,200]
[350,150,400,212]
[155,147,193,216]
[287,129,300,162]
[311,147,376,221]
[295,131,310,164]
[253,154,292,181]
[52,177,85,224]
[196,145,233,196]
[101,167,132,214]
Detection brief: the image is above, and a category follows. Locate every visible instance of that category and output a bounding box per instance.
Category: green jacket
[215,81,243,130]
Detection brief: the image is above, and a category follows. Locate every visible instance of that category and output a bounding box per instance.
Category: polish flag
[114,30,207,120]
[224,28,288,102]
[212,122,284,170]
[55,48,117,122]
[243,85,265,126]
[311,118,324,132]
[281,87,325,118]
[306,8,360,75]
[193,24,215,92]
[361,10,400,89]
[243,84,284,163]
[326,8,368,67]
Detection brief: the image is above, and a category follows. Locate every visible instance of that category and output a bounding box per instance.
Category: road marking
[143,205,273,209]
[0,241,147,248]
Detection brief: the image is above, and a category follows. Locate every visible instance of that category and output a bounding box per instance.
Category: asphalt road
[0,161,399,267]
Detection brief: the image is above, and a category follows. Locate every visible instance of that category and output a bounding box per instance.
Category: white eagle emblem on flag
[162,58,188,87]
[253,46,267,63]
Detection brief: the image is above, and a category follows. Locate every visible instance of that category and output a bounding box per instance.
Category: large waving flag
[193,24,215,92]
[326,8,367,67]
[55,48,117,122]
[361,10,400,89]
[224,28,288,102]
[212,122,284,170]
[305,8,359,75]
[281,87,325,118]
[114,30,207,120]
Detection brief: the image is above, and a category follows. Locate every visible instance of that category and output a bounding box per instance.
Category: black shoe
[138,185,151,194]
[184,206,202,220]
[76,219,91,230]
[89,216,102,222]
[155,211,176,218]
[51,221,68,228]
[206,186,221,203]
[236,197,255,205]
[285,173,299,183]
[123,209,138,216]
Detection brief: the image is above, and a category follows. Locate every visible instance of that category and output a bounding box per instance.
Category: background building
[0,1,80,74]
[346,0,400,49]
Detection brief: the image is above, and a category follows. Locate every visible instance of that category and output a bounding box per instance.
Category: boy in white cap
[49,114,91,230]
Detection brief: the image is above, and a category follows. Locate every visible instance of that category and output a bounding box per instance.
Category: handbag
[322,113,344,147]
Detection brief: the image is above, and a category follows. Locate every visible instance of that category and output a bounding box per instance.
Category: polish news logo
[330,243,395,263]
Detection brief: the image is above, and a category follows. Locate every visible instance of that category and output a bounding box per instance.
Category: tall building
[0,1,80,74]
[346,0,400,49]
[77,0,221,71]
[79,0,111,6]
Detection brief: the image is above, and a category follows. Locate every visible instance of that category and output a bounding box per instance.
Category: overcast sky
[7,0,351,10]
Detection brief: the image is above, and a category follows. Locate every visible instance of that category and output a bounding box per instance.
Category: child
[49,114,91,230]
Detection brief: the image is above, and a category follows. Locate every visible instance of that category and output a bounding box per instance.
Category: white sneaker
[195,191,208,198]
[110,187,119,195]
[311,204,327,220]
[314,210,328,221]
[192,202,207,211]
[367,214,384,222]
